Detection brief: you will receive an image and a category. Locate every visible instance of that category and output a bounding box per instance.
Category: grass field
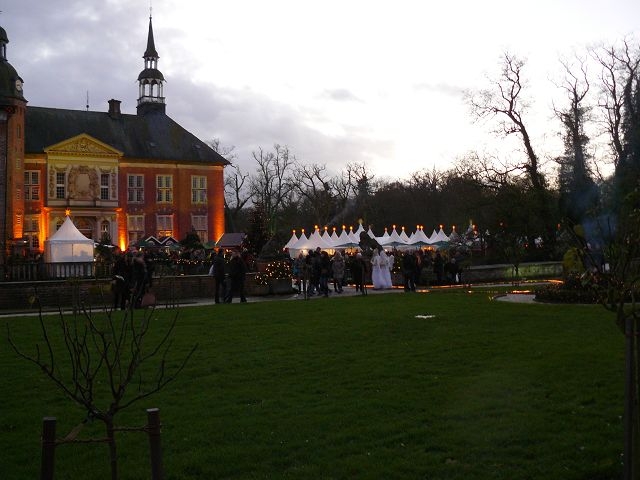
[0,289,626,479]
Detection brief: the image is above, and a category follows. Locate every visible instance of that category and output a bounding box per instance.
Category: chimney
[108,99,121,119]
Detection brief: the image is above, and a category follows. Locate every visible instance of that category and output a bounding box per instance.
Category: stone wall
[464,261,562,283]
[0,262,561,312]
[0,273,280,312]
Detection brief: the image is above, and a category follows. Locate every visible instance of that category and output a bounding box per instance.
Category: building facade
[0,17,228,261]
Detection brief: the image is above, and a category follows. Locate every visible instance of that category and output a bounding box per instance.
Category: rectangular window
[100,173,110,201]
[127,174,144,203]
[24,215,40,249]
[127,214,144,232]
[127,215,144,247]
[156,175,173,203]
[191,176,207,204]
[192,215,208,243]
[55,172,66,199]
[157,214,173,237]
[24,171,40,201]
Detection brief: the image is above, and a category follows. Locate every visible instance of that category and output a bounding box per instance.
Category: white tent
[288,228,334,257]
[399,227,411,244]
[330,228,340,245]
[283,231,299,250]
[434,228,450,243]
[381,226,408,248]
[44,216,94,263]
[336,228,352,246]
[409,227,431,246]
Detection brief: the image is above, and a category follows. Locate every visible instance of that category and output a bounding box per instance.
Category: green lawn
[0,290,625,479]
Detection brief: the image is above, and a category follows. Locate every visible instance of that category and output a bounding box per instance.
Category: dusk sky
[2,0,639,180]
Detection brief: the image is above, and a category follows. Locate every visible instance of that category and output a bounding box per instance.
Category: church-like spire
[144,15,158,58]
[137,15,165,115]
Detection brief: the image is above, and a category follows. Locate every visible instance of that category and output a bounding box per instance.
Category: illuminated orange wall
[210,166,225,242]
[119,162,226,245]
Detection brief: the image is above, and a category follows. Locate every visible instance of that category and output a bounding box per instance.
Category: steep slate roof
[25,106,229,165]
[216,232,246,248]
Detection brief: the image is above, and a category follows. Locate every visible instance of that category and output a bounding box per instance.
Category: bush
[534,274,599,304]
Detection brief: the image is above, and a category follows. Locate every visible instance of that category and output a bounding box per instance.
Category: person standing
[379,249,392,289]
[131,251,148,308]
[351,252,366,294]
[331,251,345,293]
[213,249,226,304]
[402,250,417,292]
[319,251,331,297]
[225,250,247,303]
[433,251,444,285]
[371,248,383,289]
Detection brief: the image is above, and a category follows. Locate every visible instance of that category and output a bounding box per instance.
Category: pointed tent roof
[311,227,335,249]
[435,228,450,242]
[410,227,431,246]
[330,227,340,244]
[337,228,350,245]
[399,226,411,243]
[376,227,390,245]
[381,226,407,247]
[367,226,376,239]
[348,225,360,243]
[284,231,299,249]
[48,216,93,243]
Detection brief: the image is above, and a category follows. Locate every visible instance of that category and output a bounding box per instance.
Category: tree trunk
[106,418,118,480]
[623,313,639,480]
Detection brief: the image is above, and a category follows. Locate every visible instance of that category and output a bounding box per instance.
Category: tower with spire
[137,15,165,115]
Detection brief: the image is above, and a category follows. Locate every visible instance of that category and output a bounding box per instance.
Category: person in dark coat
[433,251,444,285]
[213,249,226,304]
[351,252,366,294]
[402,251,417,292]
[225,250,247,303]
[131,251,148,307]
[319,251,331,297]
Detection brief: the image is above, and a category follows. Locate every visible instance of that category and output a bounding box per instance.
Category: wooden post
[40,417,56,480]
[147,408,164,480]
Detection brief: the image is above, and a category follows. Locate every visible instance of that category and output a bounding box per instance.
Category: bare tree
[466,52,559,252]
[7,301,196,480]
[552,56,598,224]
[466,53,546,192]
[224,164,251,232]
[208,138,237,161]
[291,162,337,226]
[591,39,640,169]
[450,152,517,191]
[249,145,295,235]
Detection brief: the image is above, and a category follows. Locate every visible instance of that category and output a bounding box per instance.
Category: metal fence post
[147,408,164,480]
[40,417,56,480]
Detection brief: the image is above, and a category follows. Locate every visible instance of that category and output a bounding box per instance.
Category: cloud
[413,82,465,97]
[169,78,393,177]
[320,88,362,102]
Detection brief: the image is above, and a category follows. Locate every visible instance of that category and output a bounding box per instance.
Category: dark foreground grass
[1,290,625,479]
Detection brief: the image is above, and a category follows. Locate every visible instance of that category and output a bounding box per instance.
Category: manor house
[0,16,228,261]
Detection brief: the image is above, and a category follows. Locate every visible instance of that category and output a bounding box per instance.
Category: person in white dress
[387,251,395,288]
[371,249,384,289]
[379,249,393,289]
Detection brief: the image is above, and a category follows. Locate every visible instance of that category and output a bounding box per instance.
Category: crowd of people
[288,246,467,298]
[110,245,467,308]
[110,250,155,310]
